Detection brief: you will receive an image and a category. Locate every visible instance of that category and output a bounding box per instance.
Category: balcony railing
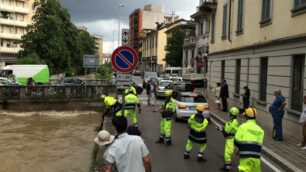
[0,4,30,14]
[0,18,28,27]
[0,32,23,40]
[0,46,21,53]
[184,37,197,45]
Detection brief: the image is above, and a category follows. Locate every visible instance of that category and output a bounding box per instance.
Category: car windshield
[159,82,171,87]
[180,96,206,103]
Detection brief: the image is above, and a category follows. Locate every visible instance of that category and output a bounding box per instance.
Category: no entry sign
[111,46,139,73]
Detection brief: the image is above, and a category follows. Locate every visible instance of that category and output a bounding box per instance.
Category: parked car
[156,80,172,98]
[58,77,86,86]
[132,70,142,76]
[173,92,210,121]
[169,76,183,84]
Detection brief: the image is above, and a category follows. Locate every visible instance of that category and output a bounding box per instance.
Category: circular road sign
[111,46,139,73]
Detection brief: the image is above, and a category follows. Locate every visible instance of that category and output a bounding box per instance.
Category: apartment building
[183,0,215,75]
[142,19,193,73]
[92,35,104,64]
[129,4,179,53]
[0,0,34,65]
[205,0,306,117]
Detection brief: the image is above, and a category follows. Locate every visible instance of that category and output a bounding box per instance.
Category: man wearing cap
[217,107,240,171]
[116,89,141,127]
[235,108,265,172]
[153,90,176,146]
[104,116,151,172]
[183,105,209,161]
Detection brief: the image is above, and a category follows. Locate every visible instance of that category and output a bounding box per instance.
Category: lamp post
[112,29,117,52]
[118,4,125,47]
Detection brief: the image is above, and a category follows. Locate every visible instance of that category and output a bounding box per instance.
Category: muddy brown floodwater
[0,110,101,172]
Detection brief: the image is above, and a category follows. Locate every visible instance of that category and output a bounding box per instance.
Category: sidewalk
[200,89,306,172]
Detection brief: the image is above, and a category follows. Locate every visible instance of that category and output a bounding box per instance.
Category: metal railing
[0,85,116,101]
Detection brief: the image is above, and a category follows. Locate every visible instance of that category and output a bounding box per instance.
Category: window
[221,60,225,81]
[222,4,228,39]
[185,50,188,67]
[235,59,241,94]
[191,50,195,68]
[259,57,268,102]
[260,0,272,25]
[237,0,244,33]
[291,55,305,111]
[292,0,306,16]
[211,13,215,43]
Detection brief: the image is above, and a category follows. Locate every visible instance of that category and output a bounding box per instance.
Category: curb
[210,112,302,172]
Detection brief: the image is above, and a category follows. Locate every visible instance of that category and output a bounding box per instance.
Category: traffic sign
[122,29,129,45]
[117,73,132,81]
[111,46,139,73]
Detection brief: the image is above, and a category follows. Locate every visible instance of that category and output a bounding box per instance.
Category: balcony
[184,37,197,46]
[199,0,217,12]
[0,32,23,40]
[0,4,30,14]
[0,46,21,54]
[0,18,28,27]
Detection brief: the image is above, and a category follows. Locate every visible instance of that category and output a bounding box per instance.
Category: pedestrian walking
[104,116,152,172]
[153,90,176,146]
[235,108,265,172]
[183,105,209,162]
[116,89,141,127]
[219,80,229,112]
[146,80,156,106]
[94,130,115,172]
[298,95,306,150]
[269,89,286,141]
[217,107,240,171]
[215,82,221,110]
[240,86,250,113]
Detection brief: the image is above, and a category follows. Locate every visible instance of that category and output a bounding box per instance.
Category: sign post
[121,29,129,45]
[111,46,139,117]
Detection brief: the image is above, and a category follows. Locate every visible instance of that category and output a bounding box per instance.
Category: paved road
[128,76,280,171]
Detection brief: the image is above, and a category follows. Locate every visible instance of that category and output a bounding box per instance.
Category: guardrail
[49,79,108,85]
[0,85,116,101]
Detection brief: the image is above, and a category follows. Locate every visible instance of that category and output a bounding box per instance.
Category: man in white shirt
[104,116,152,172]
[298,95,306,150]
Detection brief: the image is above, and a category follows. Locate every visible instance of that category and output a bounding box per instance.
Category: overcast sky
[59,0,198,53]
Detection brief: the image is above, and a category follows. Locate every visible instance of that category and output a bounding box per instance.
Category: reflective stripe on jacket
[162,98,176,119]
[188,114,209,143]
[234,120,264,159]
[222,118,239,139]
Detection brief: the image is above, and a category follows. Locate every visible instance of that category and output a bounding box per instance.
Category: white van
[165,67,182,77]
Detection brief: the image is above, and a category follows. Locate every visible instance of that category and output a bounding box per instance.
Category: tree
[97,63,113,80]
[18,0,83,75]
[165,23,195,67]
[18,53,43,64]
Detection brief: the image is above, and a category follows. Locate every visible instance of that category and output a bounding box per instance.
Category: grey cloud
[60,0,198,22]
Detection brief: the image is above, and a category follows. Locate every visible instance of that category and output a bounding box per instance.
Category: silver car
[174,92,210,121]
[156,80,172,98]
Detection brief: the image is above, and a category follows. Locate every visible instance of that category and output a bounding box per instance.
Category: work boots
[197,152,206,162]
[165,137,172,146]
[184,151,190,159]
[155,136,164,144]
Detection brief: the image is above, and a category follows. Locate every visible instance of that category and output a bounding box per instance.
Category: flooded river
[0,110,101,172]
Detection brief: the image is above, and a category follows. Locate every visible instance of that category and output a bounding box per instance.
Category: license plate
[189,106,196,110]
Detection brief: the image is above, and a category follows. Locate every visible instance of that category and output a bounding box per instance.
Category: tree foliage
[18,53,43,64]
[165,24,195,67]
[18,0,95,75]
[97,63,113,80]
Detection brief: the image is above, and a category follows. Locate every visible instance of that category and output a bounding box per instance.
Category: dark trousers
[243,100,250,110]
[221,97,228,112]
[272,113,284,139]
[302,122,306,146]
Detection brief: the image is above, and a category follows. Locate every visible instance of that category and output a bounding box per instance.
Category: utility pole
[118,4,125,47]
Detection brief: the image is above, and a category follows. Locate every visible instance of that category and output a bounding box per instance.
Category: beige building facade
[92,35,104,64]
[206,0,306,119]
[0,0,34,65]
[141,20,191,73]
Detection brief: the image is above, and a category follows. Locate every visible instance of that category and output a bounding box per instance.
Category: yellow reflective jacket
[222,118,239,139]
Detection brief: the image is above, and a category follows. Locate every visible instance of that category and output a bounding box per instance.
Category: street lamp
[112,29,117,52]
[118,4,125,47]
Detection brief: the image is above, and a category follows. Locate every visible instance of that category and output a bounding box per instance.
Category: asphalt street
[126,76,280,172]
